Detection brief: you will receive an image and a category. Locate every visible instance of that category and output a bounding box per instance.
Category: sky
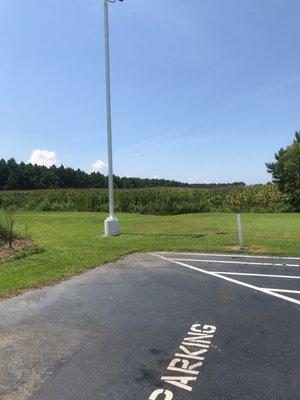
[0,0,299,184]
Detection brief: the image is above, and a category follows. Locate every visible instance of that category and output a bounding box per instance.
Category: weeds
[0,209,16,248]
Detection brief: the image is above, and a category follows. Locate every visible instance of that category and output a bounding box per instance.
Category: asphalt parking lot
[1,252,299,399]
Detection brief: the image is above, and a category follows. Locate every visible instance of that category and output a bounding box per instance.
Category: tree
[0,159,9,189]
[5,159,22,189]
[266,131,300,211]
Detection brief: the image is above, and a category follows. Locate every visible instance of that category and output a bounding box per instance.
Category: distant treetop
[0,158,246,191]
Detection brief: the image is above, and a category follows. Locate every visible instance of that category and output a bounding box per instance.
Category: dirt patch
[0,238,36,262]
[225,245,268,254]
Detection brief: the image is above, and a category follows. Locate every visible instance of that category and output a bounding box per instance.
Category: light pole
[103,0,122,236]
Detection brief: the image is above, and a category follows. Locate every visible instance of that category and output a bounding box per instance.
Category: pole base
[104,217,120,237]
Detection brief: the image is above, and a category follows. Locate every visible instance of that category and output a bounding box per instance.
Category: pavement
[0,252,299,400]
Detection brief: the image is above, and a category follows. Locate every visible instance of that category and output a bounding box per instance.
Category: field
[0,211,299,299]
[0,185,286,214]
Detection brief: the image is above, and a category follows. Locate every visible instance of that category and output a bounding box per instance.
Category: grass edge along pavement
[0,211,299,299]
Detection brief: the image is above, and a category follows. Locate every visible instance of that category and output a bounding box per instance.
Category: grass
[0,210,16,247]
[0,211,299,299]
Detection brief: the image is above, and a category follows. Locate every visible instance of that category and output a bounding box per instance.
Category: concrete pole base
[104,217,120,237]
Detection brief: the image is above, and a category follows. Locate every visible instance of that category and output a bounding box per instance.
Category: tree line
[0,159,245,190]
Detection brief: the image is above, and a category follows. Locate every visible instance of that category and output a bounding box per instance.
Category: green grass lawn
[0,211,299,298]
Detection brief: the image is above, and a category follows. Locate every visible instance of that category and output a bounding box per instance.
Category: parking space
[155,252,300,304]
[1,252,299,400]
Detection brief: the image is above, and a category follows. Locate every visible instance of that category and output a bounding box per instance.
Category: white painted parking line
[210,272,300,279]
[171,258,300,268]
[151,253,300,306]
[159,252,300,261]
[262,289,300,294]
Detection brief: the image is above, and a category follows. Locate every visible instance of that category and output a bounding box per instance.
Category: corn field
[0,185,287,214]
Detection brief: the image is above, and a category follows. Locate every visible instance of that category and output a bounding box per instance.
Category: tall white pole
[103,0,120,236]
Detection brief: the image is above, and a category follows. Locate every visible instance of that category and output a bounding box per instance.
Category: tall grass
[0,210,16,248]
[0,185,286,214]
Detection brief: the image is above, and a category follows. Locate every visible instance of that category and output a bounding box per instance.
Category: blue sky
[1,0,299,184]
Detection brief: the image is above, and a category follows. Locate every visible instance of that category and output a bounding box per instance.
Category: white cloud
[153,175,160,179]
[91,160,108,173]
[28,149,58,167]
